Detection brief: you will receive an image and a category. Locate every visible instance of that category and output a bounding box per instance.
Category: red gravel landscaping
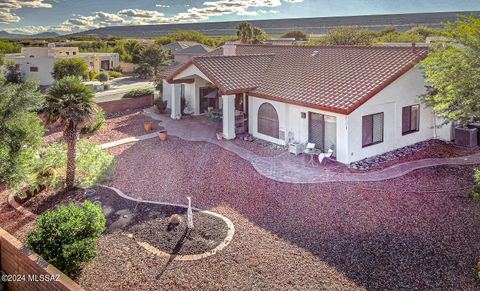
[43,109,159,145]
[102,136,480,290]
[2,134,480,290]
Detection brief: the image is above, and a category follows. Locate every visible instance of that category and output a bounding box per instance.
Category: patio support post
[171,84,181,120]
[222,94,236,140]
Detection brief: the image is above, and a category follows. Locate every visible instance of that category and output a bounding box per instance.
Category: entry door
[308,112,325,150]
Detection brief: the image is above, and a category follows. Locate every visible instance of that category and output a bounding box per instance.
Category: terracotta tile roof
[192,54,275,94]
[174,44,214,55]
[163,44,428,114]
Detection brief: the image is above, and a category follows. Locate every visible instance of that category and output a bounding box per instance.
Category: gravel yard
[101,136,480,290]
[3,116,480,289]
[43,109,159,145]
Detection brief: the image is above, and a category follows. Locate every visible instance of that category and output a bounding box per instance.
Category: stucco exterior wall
[346,67,452,163]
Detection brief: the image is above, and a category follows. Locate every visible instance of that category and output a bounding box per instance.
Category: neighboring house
[160,43,452,164]
[162,41,203,53]
[162,43,214,108]
[265,38,308,45]
[5,43,119,86]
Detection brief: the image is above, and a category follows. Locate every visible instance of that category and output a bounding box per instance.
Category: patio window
[258,103,279,139]
[362,112,383,147]
[402,104,420,135]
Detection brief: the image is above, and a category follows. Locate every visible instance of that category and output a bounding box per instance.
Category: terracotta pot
[143,122,153,132]
[216,132,223,140]
[159,130,168,141]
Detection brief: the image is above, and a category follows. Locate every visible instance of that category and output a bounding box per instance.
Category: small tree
[135,63,154,79]
[282,30,308,41]
[44,77,97,190]
[317,26,373,46]
[26,201,106,277]
[0,79,44,189]
[123,40,142,64]
[97,71,109,82]
[140,45,171,76]
[3,60,22,83]
[421,16,480,127]
[52,58,89,81]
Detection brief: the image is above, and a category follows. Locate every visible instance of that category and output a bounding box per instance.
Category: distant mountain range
[67,11,480,38]
[0,31,60,39]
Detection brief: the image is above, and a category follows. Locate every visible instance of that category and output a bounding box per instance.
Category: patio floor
[138,108,480,184]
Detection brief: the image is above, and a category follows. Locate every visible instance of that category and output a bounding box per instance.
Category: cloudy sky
[1,0,479,35]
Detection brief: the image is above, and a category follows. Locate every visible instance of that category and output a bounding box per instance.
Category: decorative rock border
[99,185,235,261]
[7,186,235,262]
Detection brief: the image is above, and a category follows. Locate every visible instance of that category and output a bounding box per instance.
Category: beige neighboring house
[5,43,119,86]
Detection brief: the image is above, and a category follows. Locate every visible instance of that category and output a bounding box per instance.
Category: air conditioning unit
[288,142,303,155]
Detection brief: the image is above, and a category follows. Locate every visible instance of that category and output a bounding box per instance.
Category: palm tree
[237,22,253,44]
[123,40,142,64]
[44,76,97,190]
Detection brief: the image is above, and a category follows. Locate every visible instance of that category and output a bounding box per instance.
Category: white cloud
[0,0,52,24]
[4,0,302,34]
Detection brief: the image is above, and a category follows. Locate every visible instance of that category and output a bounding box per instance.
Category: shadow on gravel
[110,136,480,290]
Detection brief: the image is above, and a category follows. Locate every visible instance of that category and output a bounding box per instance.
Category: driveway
[100,134,480,290]
[95,77,154,102]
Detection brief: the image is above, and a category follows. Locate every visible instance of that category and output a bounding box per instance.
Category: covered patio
[161,52,274,140]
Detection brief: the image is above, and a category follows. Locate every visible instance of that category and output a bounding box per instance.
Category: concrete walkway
[101,107,480,184]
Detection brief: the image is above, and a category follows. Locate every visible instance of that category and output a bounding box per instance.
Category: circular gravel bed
[14,186,231,257]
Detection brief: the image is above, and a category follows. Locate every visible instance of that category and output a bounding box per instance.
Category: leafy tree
[281,30,308,41]
[157,30,220,47]
[314,26,373,46]
[140,45,171,76]
[3,60,22,83]
[0,40,21,54]
[421,16,480,127]
[135,63,154,79]
[26,201,106,277]
[0,79,44,189]
[52,58,89,81]
[44,77,97,190]
[237,22,265,44]
[123,40,143,64]
[237,22,254,44]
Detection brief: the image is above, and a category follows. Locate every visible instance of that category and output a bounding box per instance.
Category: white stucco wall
[248,96,350,163]
[347,67,452,163]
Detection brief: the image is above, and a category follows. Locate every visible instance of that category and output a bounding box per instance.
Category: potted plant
[159,130,167,141]
[143,122,153,132]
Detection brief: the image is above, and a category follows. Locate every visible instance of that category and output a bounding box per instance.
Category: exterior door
[309,112,325,150]
[258,103,279,139]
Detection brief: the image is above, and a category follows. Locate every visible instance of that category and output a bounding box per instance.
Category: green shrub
[108,71,122,79]
[97,71,109,82]
[26,201,106,277]
[25,140,114,192]
[154,95,167,113]
[89,71,98,81]
[80,108,106,134]
[113,65,122,72]
[123,87,154,98]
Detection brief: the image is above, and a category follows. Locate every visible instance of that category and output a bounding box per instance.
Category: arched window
[258,103,279,139]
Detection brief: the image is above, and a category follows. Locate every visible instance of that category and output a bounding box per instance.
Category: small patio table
[304,148,322,166]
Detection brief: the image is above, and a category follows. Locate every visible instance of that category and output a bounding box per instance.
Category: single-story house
[5,43,119,86]
[160,43,452,164]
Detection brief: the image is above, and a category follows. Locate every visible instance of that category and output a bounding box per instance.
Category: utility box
[289,142,303,155]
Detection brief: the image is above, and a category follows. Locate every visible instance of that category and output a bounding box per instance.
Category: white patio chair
[318,148,334,164]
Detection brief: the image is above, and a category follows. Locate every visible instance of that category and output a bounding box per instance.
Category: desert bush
[26,201,106,277]
[80,108,106,134]
[154,95,167,113]
[88,70,97,81]
[123,87,154,98]
[108,71,122,79]
[97,71,109,82]
[135,63,153,79]
[471,169,480,205]
[24,140,114,192]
